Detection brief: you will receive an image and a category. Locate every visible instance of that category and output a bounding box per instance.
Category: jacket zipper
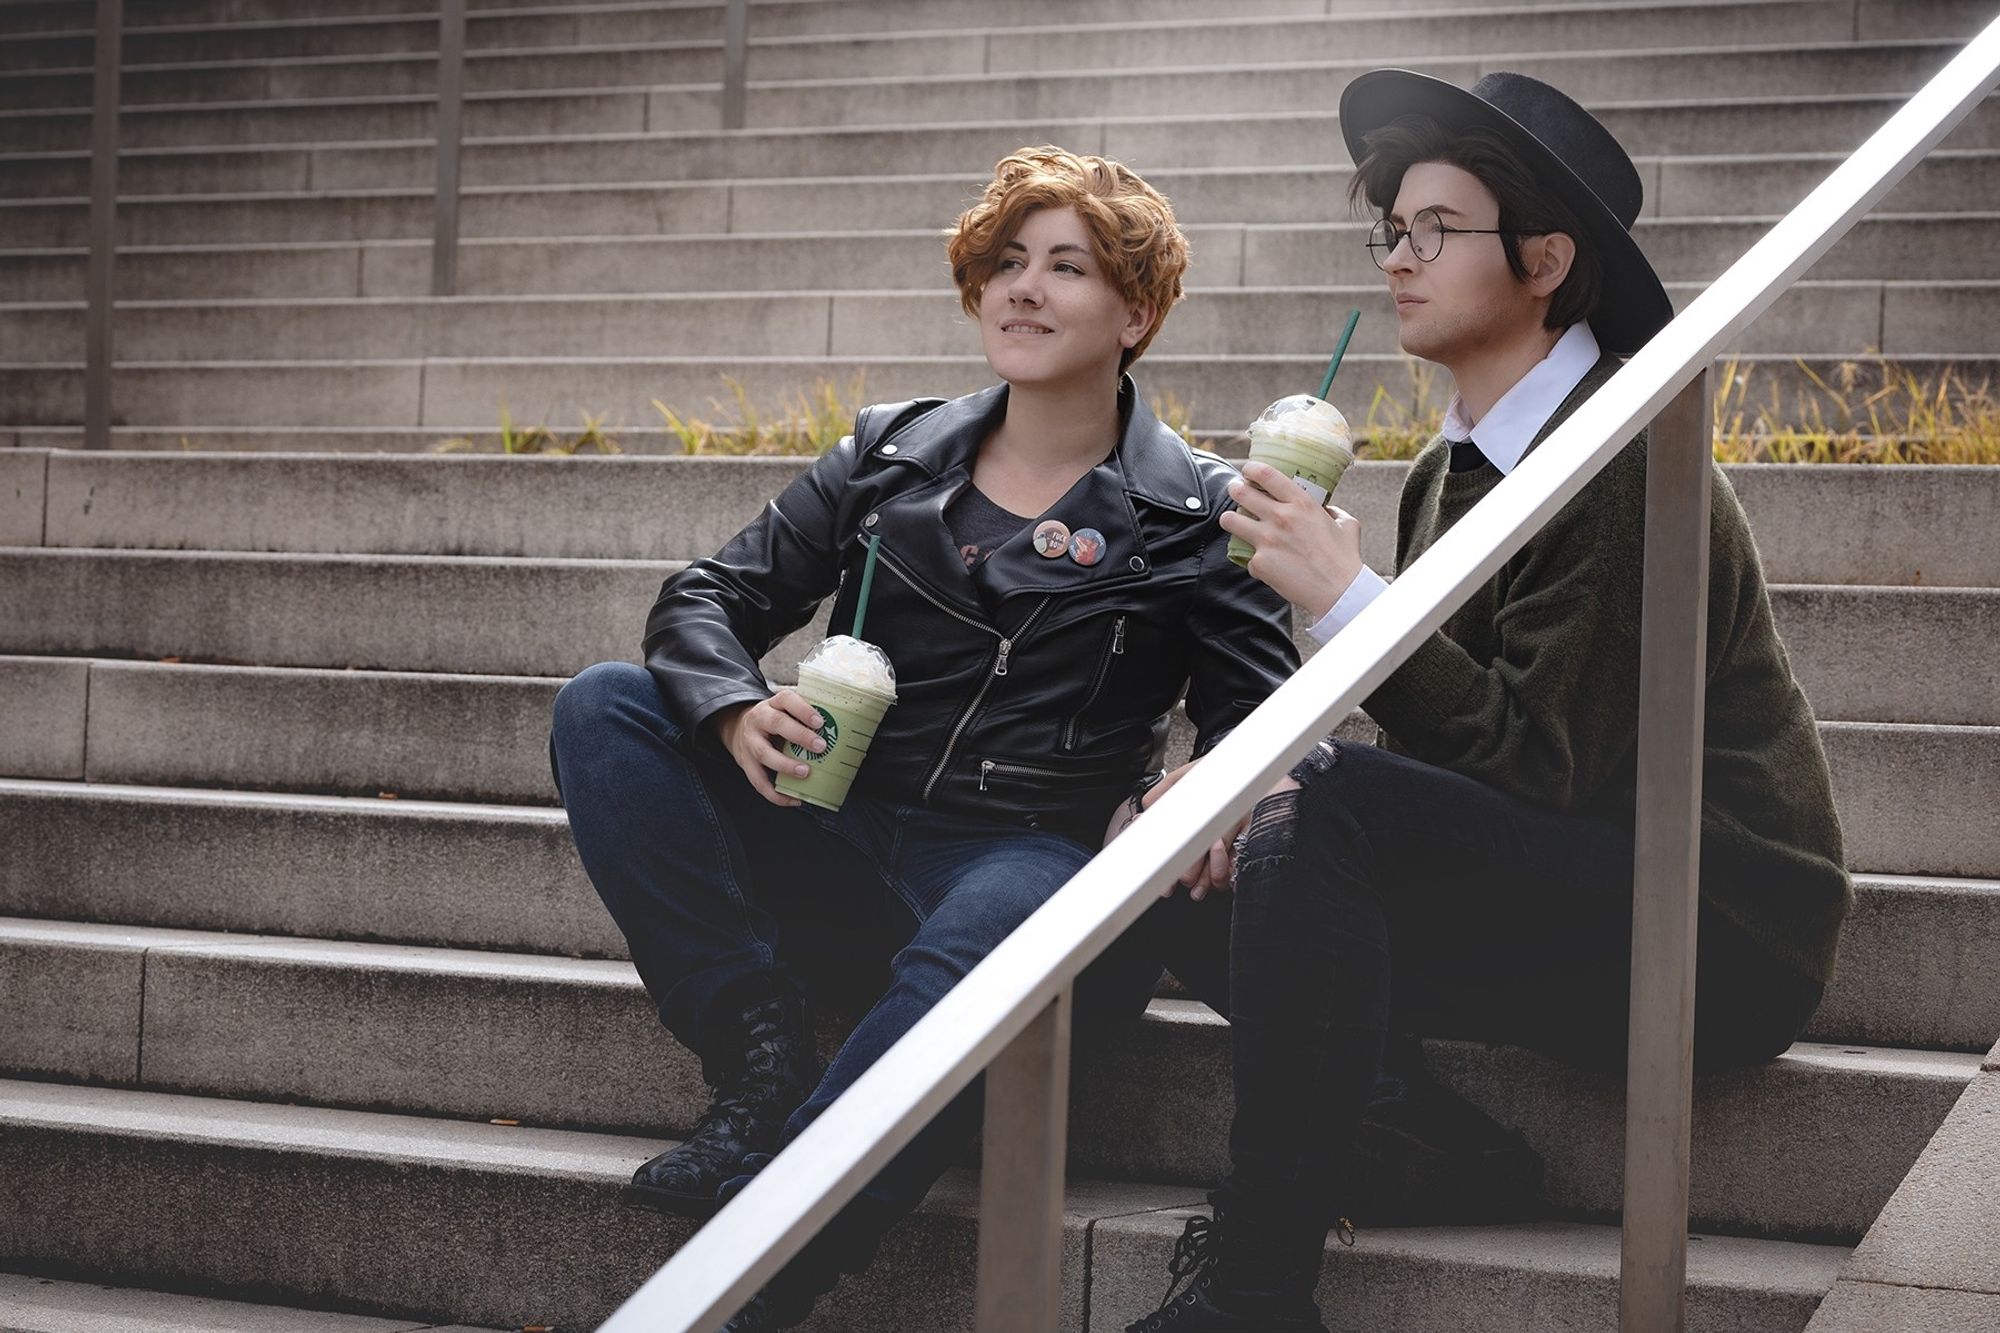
[1061,615,1126,751]
[922,595,1054,801]
[979,756,1078,791]
[872,544,1057,801]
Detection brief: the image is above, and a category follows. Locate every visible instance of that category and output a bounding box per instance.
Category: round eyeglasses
[1365,207,1548,270]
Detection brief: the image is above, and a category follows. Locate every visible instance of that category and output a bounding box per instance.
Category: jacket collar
[866,377,1210,620]
[872,376,1208,517]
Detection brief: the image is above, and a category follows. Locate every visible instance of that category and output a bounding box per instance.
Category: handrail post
[84,0,123,451]
[720,0,749,130]
[974,987,1072,1329]
[1619,369,1712,1332]
[432,0,466,297]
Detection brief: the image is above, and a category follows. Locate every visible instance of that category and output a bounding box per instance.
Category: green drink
[773,635,897,811]
[1228,394,1356,568]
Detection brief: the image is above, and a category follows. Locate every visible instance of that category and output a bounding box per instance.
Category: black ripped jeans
[1220,738,1824,1216]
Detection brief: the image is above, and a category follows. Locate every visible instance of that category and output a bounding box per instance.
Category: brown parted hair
[1349,114,1604,332]
[947,146,1191,372]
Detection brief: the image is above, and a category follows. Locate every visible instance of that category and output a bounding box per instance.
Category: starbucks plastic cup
[773,635,897,811]
[1228,394,1357,568]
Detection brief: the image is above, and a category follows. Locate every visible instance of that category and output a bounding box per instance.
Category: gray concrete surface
[14,279,1984,364]
[6,151,1992,251]
[1091,1212,1845,1333]
[0,656,86,780]
[1822,722,2000,877]
[0,919,1967,1240]
[0,450,42,546]
[1815,876,2000,1051]
[1839,1068,2000,1294]
[0,922,144,1086]
[30,454,2000,588]
[0,778,620,958]
[9,551,1984,719]
[1807,1280,2000,1332]
[0,1271,493,1333]
[0,1078,1194,1331]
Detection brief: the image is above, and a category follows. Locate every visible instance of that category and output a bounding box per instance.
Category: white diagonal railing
[599,17,2000,1332]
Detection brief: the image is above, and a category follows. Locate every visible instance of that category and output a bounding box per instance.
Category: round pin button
[1067,528,1106,567]
[1032,520,1071,559]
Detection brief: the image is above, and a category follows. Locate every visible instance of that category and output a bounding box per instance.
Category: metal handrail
[599,16,2000,1331]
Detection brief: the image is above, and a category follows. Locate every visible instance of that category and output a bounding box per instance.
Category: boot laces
[1127,1213,1219,1329]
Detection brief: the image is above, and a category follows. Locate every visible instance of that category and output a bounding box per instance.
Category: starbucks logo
[787,706,838,762]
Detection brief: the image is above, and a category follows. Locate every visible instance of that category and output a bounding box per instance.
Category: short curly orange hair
[947,146,1190,372]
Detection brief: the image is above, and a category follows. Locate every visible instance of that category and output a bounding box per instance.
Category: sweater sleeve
[1363,435,1651,811]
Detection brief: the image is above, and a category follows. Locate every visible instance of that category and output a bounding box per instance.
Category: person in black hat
[1115,71,1848,1331]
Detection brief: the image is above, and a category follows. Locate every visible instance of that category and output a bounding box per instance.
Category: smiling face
[1380,161,1564,369]
[977,206,1156,393]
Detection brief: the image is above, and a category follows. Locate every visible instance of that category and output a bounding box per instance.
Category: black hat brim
[1339,69,1674,355]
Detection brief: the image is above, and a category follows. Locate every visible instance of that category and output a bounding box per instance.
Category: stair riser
[10,282,1991,363]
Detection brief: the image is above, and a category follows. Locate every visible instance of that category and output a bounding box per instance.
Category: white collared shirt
[1306,321,1602,644]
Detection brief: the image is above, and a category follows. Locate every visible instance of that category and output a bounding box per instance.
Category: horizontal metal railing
[600,16,2000,1332]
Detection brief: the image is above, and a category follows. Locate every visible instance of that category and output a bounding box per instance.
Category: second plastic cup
[1228,395,1356,568]
[773,642,897,811]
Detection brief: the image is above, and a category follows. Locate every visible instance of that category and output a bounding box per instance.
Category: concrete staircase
[2,0,1997,449]
[3,446,1998,1328]
[4,0,1999,1329]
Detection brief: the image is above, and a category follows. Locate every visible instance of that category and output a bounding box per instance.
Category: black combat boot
[1121,1194,1331,1333]
[623,989,819,1218]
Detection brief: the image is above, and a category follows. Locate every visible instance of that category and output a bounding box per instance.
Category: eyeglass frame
[1365,207,1550,270]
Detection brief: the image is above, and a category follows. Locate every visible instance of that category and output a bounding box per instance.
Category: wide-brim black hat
[1338,69,1673,355]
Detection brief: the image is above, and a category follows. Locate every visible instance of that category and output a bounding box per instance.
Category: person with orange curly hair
[549,146,1296,1329]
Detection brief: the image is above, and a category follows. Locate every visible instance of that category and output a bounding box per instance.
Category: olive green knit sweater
[1365,356,1851,984]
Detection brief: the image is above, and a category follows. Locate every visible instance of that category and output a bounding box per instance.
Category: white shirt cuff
[1306,566,1388,645]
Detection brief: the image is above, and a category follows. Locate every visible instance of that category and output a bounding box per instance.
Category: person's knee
[552,661,651,747]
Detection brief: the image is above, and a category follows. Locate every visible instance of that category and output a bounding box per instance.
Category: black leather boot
[1121,1200,1330,1333]
[623,990,820,1218]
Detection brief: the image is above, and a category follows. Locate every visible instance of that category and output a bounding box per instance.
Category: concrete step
[2,0,634,34]
[4,41,1978,153]
[1,546,1991,725]
[0,1272,499,1333]
[8,213,1995,309]
[0,1077,1848,1331]
[4,778,1993,1054]
[6,149,1997,251]
[5,94,1996,200]
[0,916,1976,1241]
[3,350,1986,438]
[14,451,1999,587]
[1,656,1993,876]
[6,0,1975,74]
[7,30,1967,114]
[7,280,1993,364]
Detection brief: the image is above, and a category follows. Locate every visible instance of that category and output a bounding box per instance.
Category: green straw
[1316,308,1363,400]
[851,534,881,641]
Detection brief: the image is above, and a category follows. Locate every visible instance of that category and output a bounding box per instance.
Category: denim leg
[550,661,859,1074]
[778,819,1095,1221]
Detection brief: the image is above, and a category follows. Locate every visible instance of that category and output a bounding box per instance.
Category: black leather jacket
[643,379,1299,845]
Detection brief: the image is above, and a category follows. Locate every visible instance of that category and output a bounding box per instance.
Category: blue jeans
[548,661,1171,1238]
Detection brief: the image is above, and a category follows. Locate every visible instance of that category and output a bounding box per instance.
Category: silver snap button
[881,443,898,455]
[1128,556,1146,572]
[1184,496,1201,509]
[863,512,879,528]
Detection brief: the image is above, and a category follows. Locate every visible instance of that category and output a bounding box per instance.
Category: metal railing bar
[83,0,121,451]
[1619,369,1713,1333]
[432,0,465,298]
[597,17,2000,1331]
[974,991,1072,1330]
[720,0,748,131]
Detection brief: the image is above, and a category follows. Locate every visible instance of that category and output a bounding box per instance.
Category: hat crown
[1468,71,1643,228]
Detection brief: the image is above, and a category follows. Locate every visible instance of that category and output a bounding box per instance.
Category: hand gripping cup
[773,634,898,811]
[1227,394,1357,568]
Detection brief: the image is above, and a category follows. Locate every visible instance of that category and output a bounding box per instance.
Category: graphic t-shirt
[945,485,1033,572]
